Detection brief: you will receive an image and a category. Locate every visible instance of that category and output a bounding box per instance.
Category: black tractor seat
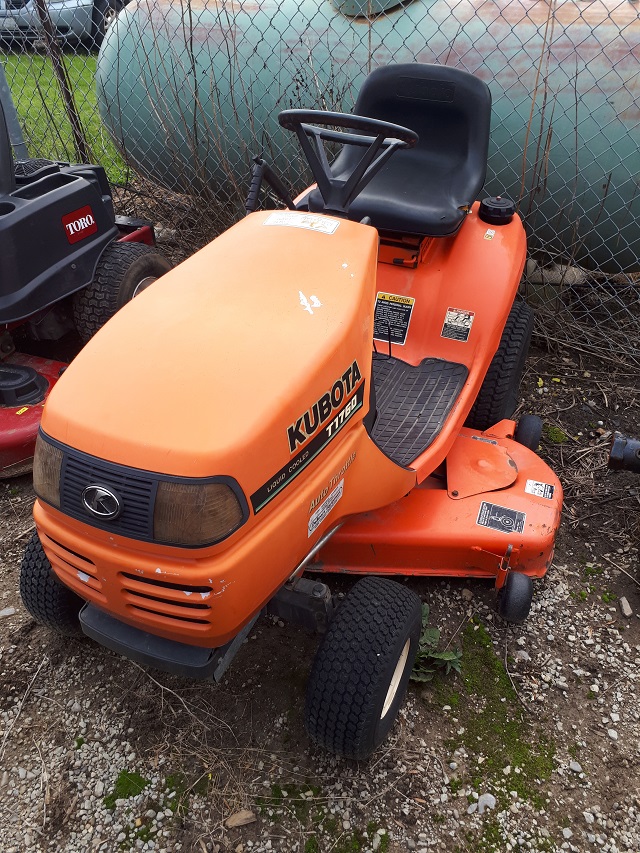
[303,64,492,237]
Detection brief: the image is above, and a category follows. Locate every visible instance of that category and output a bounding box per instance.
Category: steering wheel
[278,109,418,216]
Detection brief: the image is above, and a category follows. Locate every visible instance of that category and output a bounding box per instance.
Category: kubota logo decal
[287,361,362,453]
[62,205,98,244]
[251,382,365,514]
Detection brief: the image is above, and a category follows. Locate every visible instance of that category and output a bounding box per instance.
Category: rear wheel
[466,300,534,430]
[20,533,84,635]
[305,577,422,760]
[73,242,172,342]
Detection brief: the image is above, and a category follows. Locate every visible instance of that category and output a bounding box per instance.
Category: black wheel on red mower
[73,242,172,343]
[514,414,543,450]
[20,533,84,636]
[304,577,422,760]
[465,300,534,431]
[497,571,533,624]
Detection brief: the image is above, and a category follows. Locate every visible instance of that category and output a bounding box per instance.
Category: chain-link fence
[1,0,639,361]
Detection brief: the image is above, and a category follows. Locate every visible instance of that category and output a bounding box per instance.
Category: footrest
[371,355,468,466]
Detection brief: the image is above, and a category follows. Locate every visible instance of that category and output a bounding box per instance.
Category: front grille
[120,572,213,625]
[60,451,156,538]
[42,432,248,547]
[40,531,106,601]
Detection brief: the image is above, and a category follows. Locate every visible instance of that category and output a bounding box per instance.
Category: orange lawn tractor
[20,64,562,760]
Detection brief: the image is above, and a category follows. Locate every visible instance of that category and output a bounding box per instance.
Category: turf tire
[465,300,534,430]
[20,532,84,636]
[304,577,422,760]
[73,242,172,342]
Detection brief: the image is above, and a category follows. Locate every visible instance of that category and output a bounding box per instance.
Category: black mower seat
[307,64,492,237]
[371,354,468,467]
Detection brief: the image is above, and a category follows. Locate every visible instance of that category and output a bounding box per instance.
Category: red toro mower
[0,96,171,477]
[20,64,562,759]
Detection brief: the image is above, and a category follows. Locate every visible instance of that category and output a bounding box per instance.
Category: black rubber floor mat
[371,355,468,466]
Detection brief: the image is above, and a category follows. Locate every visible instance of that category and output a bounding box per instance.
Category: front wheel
[73,242,172,342]
[305,577,422,760]
[20,533,84,636]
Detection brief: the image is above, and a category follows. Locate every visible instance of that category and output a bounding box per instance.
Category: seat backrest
[354,63,491,207]
[0,98,16,197]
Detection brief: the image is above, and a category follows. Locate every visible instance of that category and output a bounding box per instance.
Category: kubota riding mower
[0,96,171,477]
[19,64,562,760]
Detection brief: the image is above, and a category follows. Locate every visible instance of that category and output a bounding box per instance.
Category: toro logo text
[62,206,98,244]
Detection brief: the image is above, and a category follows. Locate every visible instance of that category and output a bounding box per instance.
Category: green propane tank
[96,0,640,271]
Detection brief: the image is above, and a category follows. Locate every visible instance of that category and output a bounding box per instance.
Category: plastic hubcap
[381,638,410,719]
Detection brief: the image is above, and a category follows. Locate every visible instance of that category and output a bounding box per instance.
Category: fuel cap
[479,196,516,225]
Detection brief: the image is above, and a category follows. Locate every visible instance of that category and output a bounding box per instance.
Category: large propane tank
[96,0,639,271]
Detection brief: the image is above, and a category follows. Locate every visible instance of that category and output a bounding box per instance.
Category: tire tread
[73,242,171,342]
[305,577,421,760]
[466,300,534,430]
[20,533,84,636]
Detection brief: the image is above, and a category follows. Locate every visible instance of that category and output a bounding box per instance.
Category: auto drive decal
[250,377,365,514]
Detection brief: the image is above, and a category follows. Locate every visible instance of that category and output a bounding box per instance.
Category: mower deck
[312,426,562,581]
[0,352,65,476]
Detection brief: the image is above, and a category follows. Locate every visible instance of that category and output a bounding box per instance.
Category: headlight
[153,480,245,547]
[33,433,63,509]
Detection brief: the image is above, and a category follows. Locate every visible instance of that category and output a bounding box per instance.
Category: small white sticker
[484,229,496,240]
[524,479,555,500]
[441,308,475,342]
[264,211,340,234]
[308,479,344,537]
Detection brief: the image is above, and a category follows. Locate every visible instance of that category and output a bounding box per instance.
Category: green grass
[3,51,128,183]
[444,619,556,851]
[103,769,150,810]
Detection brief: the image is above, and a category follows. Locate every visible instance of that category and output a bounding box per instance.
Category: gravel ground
[1,351,639,853]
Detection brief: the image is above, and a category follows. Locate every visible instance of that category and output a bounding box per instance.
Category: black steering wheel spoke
[278,109,418,217]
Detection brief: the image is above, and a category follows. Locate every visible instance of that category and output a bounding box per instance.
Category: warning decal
[477,501,526,534]
[441,308,475,342]
[374,292,415,346]
[308,480,344,537]
[525,479,555,500]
